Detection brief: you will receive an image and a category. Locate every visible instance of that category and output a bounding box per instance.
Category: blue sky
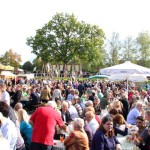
[0,0,150,64]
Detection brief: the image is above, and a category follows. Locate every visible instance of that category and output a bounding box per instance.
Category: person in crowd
[0,134,10,150]
[127,101,145,125]
[52,85,62,100]
[85,106,101,125]
[84,120,93,148]
[71,96,83,118]
[88,90,96,102]
[99,92,111,110]
[109,108,119,119]
[0,112,18,150]
[78,81,85,97]
[26,87,40,110]
[134,111,150,146]
[93,96,101,115]
[85,111,99,135]
[55,98,62,110]
[29,102,66,150]
[113,114,128,136]
[136,116,146,135]
[29,87,40,105]
[119,92,130,120]
[40,84,51,103]
[91,116,121,150]
[77,96,85,111]
[14,102,23,113]
[17,109,32,149]
[60,101,72,125]
[12,84,22,107]
[85,100,93,107]
[22,86,28,100]
[111,99,124,115]
[67,89,75,101]
[67,101,79,120]
[0,101,25,150]
[64,118,89,150]
[97,88,103,99]
[0,83,10,105]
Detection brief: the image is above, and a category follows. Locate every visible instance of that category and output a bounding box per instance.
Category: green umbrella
[89,75,109,79]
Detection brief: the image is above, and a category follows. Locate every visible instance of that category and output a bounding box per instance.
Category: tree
[107,32,121,66]
[32,57,43,71]
[121,36,137,62]
[22,61,34,72]
[27,13,105,70]
[136,31,150,67]
[0,49,22,68]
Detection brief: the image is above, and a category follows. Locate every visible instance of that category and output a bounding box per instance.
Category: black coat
[60,109,72,125]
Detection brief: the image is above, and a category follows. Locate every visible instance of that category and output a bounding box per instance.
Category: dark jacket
[60,109,72,125]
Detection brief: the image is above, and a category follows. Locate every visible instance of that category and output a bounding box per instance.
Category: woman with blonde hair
[85,106,101,125]
[17,109,32,149]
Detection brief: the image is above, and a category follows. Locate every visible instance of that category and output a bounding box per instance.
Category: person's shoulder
[93,129,104,138]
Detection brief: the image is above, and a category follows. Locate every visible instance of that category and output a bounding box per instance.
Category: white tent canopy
[0,71,16,77]
[100,61,150,75]
[108,73,148,82]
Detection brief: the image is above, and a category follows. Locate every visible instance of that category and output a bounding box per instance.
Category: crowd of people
[0,77,150,150]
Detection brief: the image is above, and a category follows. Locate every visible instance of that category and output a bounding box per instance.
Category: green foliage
[32,57,43,71]
[22,61,34,72]
[0,49,22,68]
[107,32,121,65]
[121,36,137,62]
[27,13,105,72]
[136,31,150,67]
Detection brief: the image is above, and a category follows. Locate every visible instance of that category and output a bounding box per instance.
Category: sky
[0,0,150,64]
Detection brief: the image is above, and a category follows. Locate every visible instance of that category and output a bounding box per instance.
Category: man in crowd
[29,103,67,150]
[60,101,72,125]
[0,83,10,105]
[127,101,144,125]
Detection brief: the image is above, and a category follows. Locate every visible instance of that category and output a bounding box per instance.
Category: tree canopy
[27,13,105,72]
[0,49,22,68]
[22,61,34,72]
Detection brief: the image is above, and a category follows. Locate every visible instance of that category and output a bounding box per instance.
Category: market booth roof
[0,64,14,71]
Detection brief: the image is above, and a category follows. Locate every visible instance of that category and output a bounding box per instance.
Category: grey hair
[73,118,84,129]
[62,101,68,108]
[47,101,57,108]
[136,101,144,107]
[85,100,93,107]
